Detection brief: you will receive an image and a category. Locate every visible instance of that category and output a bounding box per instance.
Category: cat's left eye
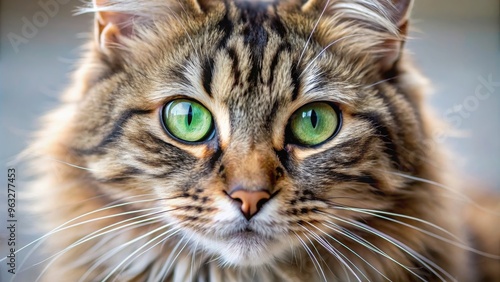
[161,99,214,143]
[287,102,341,147]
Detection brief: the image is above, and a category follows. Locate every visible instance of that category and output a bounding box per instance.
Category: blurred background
[0,0,499,281]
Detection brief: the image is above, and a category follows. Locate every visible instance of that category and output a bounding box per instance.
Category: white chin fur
[193,231,289,267]
[218,236,278,266]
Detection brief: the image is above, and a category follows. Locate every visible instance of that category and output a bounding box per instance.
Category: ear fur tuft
[302,0,414,71]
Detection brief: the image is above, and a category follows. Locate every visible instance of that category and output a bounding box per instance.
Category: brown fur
[21,0,499,281]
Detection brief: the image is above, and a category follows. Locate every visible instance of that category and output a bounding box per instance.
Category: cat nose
[229,190,271,220]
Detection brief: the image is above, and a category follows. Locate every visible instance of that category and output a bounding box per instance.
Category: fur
[17,0,499,281]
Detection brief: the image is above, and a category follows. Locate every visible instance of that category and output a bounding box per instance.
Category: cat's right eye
[161,99,214,143]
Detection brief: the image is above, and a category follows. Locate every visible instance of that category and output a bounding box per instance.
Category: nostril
[256,198,268,210]
[228,190,271,219]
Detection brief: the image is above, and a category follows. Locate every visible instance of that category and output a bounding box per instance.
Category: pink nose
[229,190,271,219]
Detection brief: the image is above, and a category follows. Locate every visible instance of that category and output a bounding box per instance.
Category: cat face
[66,0,425,267]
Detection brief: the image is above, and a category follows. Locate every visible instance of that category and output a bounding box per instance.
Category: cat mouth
[231,227,262,238]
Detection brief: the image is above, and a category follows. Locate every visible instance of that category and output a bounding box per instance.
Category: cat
[16,0,499,281]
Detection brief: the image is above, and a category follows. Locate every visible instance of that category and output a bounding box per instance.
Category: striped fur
[24,0,498,281]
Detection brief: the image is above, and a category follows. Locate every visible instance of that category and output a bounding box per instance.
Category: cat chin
[191,230,288,267]
[215,235,287,267]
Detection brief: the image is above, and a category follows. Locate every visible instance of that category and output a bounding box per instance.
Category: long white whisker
[300,34,359,78]
[36,223,171,282]
[298,0,332,64]
[322,222,422,280]
[384,170,500,217]
[4,199,169,261]
[339,207,500,259]
[300,224,359,282]
[363,76,399,88]
[102,226,178,281]
[319,212,429,281]
[293,231,327,282]
[113,228,185,281]
[190,238,200,282]
[307,222,391,281]
[157,233,188,281]
[26,210,168,273]
[11,206,168,281]
[346,218,453,282]
[78,219,166,282]
[336,207,464,242]
[43,156,99,172]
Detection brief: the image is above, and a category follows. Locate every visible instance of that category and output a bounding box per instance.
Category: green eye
[289,102,341,146]
[162,99,214,142]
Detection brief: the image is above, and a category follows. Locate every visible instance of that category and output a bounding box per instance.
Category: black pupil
[187,104,193,126]
[310,109,318,129]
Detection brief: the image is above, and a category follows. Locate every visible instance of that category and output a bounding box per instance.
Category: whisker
[292,231,327,282]
[23,210,169,274]
[297,0,332,64]
[363,76,399,88]
[341,215,453,282]
[384,170,500,217]
[324,199,464,243]
[157,233,189,281]
[322,222,421,281]
[335,207,464,242]
[4,198,173,261]
[306,222,391,281]
[320,212,434,281]
[300,34,359,78]
[300,224,359,282]
[101,226,179,281]
[11,206,170,280]
[79,219,172,282]
[36,223,173,282]
[338,207,500,259]
[190,238,200,282]
[112,228,186,281]
[43,156,100,172]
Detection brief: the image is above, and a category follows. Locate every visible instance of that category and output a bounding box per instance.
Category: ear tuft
[302,0,414,71]
[80,0,204,56]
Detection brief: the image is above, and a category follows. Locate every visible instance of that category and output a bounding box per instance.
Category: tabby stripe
[208,148,224,171]
[216,1,233,50]
[268,42,291,87]
[382,67,422,122]
[201,58,215,97]
[328,171,380,190]
[353,112,402,169]
[327,137,373,167]
[226,47,241,86]
[170,63,190,86]
[374,85,422,172]
[95,167,144,184]
[269,5,287,38]
[290,63,301,101]
[74,109,151,155]
[142,131,197,159]
[237,1,269,86]
[377,82,422,130]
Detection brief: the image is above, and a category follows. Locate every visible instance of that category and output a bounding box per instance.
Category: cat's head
[51,0,430,267]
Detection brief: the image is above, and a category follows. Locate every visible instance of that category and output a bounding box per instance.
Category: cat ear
[91,0,203,56]
[93,0,131,55]
[302,0,413,71]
